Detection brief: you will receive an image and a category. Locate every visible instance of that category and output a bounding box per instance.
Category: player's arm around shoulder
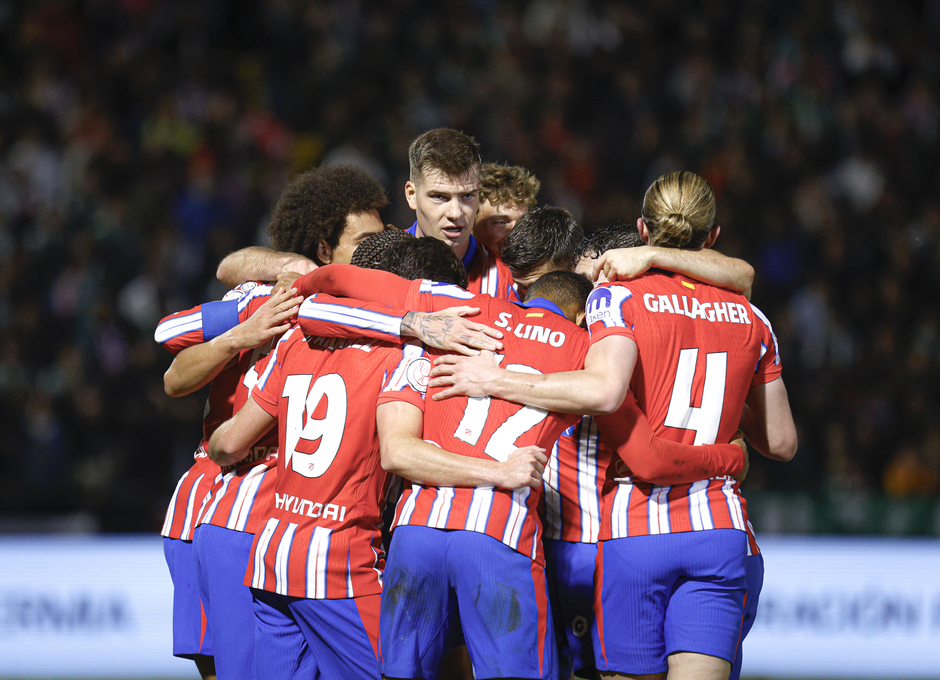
[376,400,545,489]
[208,396,277,468]
[429,333,636,416]
[217,246,316,288]
[163,288,302,397]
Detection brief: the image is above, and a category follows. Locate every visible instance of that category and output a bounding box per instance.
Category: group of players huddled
[155,128,797,680]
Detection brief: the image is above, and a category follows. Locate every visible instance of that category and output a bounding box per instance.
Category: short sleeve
[251,327,297,416]
[749,302,783,386]
[376,341,429,411]
[585,283,638,345]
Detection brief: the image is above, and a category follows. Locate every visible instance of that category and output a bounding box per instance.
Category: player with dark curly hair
[216,164,389,286]
[349,229,415,271]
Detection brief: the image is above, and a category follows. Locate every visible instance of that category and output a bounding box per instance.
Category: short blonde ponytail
[641,171,717,249]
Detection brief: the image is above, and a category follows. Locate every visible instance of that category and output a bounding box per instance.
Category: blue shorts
[192,525,256,680]
[729,553,764,680]
[381,526,557,680]
[252,588,380,680]
[593,530,747,675]
[163,537,213,658]
[544,539,597,678]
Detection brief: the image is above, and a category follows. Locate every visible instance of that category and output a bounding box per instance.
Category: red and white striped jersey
[161,446,218,541]
[542,416,611,544]
[389,290,588,565]
[246,327,427,600]
[466,239,520,302]
[196,452,279,534]
[403,226,520,302]
[290,266,748,557]
[587,272,781,555]
[155,282,281,448]
[155,281,283,536]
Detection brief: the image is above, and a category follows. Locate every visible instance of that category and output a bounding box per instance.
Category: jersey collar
[514,297,567,320]
[408,221,478,272]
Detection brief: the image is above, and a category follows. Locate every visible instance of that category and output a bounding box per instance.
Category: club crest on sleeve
[406,357,432,392]
[223,281,258,301]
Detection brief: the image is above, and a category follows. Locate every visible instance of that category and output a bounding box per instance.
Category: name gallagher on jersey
[642,294,751,324]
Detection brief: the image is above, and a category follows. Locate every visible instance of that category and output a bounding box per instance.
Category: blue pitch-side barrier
[0,535,938,678]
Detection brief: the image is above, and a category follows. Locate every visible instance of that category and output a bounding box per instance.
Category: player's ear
[405,180,418,210]
[637,218,651,244]
[576,310,587,328]
[704,225,721,249]
[317,239,333,264]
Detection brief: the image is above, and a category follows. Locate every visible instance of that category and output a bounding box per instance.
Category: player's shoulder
[419,278,475,301]
[223,280,275,302]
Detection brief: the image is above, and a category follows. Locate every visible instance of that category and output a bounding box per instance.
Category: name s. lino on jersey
[493,311,567,347]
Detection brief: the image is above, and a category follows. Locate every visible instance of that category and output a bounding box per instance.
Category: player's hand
[281,257,317,276]
[229,288,302,350]
[429,350,502,400]
[731,430,749,482]
[498,446,548,489]
[402,307,503,356]
[274,271,303,294]
[593,247,656,282]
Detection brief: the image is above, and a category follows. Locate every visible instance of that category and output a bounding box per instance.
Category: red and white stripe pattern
[196,454,279,534]
[542,416,612,544]
[394,483,542,562]
[245,331,426,600]
[466,242,520,302]
[603,478,759,554]
[161,446,219,541]
[586,274,780,556]
[248,518,385,600]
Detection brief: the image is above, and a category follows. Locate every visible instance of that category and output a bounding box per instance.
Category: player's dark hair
[523,270,595,315]
[385,237,468,288]
[354,234,468,289]
[501,206,584,280]
[267,164,389,265]
[350,229,414,270]
[408,128,482,184]
[577,222,645,260]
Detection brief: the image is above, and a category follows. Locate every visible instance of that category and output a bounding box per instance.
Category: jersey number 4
[281,373,346,478]
[664,348,727,445]
[453,360,549,462]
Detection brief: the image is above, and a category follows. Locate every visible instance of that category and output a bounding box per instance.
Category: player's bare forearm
[164,337,240,397]
[217,246,314,287]
[401,308,503,356]
[377,402,544,489]
[742,378,798,461]
[208,398,275,467]
[163,290,300,397]
[430,337,635,415]
[650,248,754,296]
[207,418,247,467]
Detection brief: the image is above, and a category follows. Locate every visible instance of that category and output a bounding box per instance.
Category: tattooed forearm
[402,311,455,349]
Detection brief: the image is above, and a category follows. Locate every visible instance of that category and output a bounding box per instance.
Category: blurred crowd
[1,0,938,533]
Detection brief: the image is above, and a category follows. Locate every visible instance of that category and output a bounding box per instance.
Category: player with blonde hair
[431,170,796,680]
[473,162,541,255]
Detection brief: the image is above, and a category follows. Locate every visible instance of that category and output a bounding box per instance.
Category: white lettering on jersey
[510,322,566,347]
[274,494,348,522]
[642,294,750,325]
[282,373,347,478]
